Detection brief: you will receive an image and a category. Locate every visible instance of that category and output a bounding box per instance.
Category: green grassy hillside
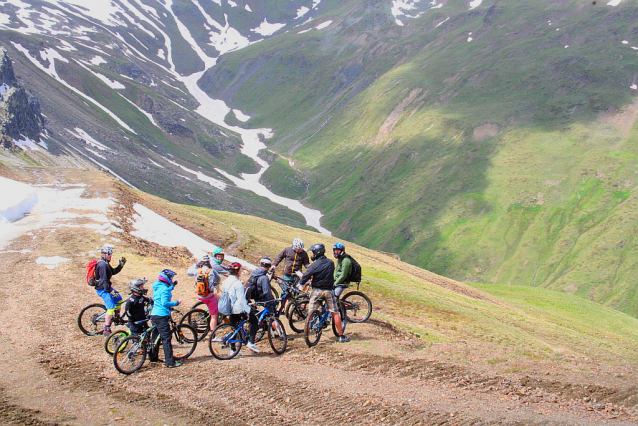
[200,1,638,315]
[129,182,638,373]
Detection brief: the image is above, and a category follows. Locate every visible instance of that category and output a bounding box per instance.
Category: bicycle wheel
[180,309,210,341]
[287,299,308,333]
[209,324,242,360]
[114,335,146,374]
[104,330,129,355]
[190,300,205,310]
[268,317,287,354]
[78,303,107,336]
[341,291,372,323]
[304,310,323,347]
[172,324,197,360]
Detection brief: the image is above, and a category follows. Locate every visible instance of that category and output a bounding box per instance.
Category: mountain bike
[337,282,373,323]
[304,296,347,347]
[272,275,310,333]
[77,303,128,336]
[113,317,197,374]
[208,302,287,360]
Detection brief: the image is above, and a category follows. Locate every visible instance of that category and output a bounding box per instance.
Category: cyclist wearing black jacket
[299,243,349,343]
[94,245,126,336]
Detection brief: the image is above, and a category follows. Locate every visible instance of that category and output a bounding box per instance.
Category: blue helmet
[332,242,345,250]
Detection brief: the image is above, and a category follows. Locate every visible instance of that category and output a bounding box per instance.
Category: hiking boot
[246,342,260,353]
[338,335,350,343]
[166,362,183,368]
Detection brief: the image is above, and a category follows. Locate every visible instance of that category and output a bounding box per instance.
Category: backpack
[217,289,232,316]
[195,267,212,297]
[86,259,98,286]
[244,275,263,301]
[344,254,362,283]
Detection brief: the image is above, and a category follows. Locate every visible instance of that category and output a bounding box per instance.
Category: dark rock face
[0,48,44,146]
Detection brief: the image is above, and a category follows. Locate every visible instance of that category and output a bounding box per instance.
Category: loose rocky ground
[1,167,638,426]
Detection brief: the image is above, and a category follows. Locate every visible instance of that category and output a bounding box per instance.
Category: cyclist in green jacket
[332,242,351,299]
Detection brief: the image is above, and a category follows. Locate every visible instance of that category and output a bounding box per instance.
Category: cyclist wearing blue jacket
[150,269,182,368]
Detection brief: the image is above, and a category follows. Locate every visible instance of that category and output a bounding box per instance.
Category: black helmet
[129,278,148,295]
[309,243,326,261]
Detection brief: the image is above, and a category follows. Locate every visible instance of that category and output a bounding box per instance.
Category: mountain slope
[198,0,638,314]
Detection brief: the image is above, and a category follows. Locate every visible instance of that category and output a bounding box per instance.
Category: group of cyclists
[91,238,356,368]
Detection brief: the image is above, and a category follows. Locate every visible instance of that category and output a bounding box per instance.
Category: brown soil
[1,167,637,425]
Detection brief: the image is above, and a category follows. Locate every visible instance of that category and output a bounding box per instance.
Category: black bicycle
[337,283,373,323]
[78,303,128,336]
[113,316,197,374]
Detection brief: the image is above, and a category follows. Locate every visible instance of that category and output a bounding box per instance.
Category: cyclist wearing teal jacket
[150,269,182,368]
[332,242,352,298]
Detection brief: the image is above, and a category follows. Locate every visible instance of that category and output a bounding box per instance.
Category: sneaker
[210,336,223,342]
[338,335,350,343]
[102,329,112,337]
[246,342,260,353]
[166,362,183,368]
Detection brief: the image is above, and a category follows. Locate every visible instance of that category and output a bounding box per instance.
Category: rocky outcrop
[0,48,44,148]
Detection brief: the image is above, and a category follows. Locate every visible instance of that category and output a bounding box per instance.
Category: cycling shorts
[309,288,338,313]
[97,288,123,311]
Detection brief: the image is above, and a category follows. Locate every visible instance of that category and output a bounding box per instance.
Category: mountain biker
[244,257,277,352]
[150,269,182,368]
[94,245,126,336]
[299,243,349,343]
[125,278,152,335]
[221,262,259,353]
[271,238,310,282]
[193,254,221,337]
[211,247,230,277]
[332,242,352,298]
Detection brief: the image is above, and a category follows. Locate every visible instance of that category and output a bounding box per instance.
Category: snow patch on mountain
[164,158,227,191]
[251,19,286,36]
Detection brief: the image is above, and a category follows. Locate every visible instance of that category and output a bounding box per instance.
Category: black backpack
[244,275,263,301]
[344,254,362,283]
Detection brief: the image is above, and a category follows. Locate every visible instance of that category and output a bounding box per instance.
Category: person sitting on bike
[125,278,152,335]
[332,242,352,299]
[211,247,230,277]
[194,254,221,338]
[221,262,259,353]
[247,256,277,311]
[299,243,349,343]
[94,245,126,337]
[150,269,182,368]
[271,238,310,283]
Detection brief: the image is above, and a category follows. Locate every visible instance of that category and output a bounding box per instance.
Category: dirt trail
[1,168,637,425]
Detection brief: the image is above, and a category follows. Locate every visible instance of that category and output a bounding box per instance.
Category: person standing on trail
[332,242,352,299]
[211,248,230,277]
[221,262,259,353]
[150,269,182,368]
[94,245,126,336]
[271,238,310,282]
[299,243,349,343]
[188,254,221,337]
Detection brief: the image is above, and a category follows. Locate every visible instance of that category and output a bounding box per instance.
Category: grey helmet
[292,238,304,250]
[101,245,113,256]
[259,257,272,268]
[200,254,211,264]
[129,278,148,295]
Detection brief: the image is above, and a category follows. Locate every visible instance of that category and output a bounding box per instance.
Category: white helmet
[200,254,211,264]
[101,245,113,255]
[292,238,304,250]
